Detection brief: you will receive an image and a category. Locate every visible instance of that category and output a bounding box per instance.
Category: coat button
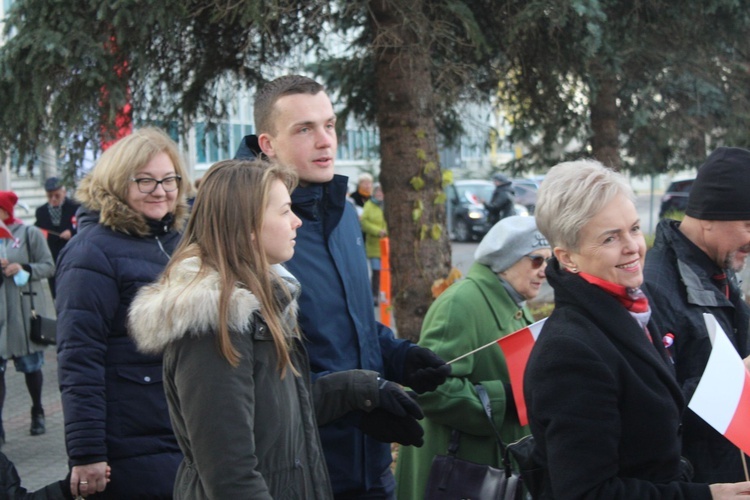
[677,424,683,436]
[364,399,372,408]
[514,310,523,320]
[144,376,151,382]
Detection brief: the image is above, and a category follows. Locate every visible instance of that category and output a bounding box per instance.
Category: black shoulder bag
[23,227,56,346]
[424,384,524,500]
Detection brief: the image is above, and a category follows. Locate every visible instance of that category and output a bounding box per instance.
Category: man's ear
[554,246,579,273]
[257,133,275,158]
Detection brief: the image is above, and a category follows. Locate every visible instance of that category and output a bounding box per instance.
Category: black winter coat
[485,183,514,225]
[524,259,711,499]
[55,207,184,499]
[644,219,750,483]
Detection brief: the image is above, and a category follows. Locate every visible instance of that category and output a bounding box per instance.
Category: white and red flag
[688,314,750,456]
[497,318,547,426]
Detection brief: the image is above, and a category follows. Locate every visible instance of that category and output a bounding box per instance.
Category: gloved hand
[403,345,451,394]
[375,377,424,419]
[360,408,425,447]
[359,377,425,446]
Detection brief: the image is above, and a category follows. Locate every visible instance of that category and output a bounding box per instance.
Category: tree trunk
[590,75,621,170]
[369,0,451,342]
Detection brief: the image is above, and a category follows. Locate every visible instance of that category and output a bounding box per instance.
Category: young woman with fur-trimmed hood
[130,159,344,499]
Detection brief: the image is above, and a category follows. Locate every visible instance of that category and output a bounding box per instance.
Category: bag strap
[23,226,37,315]
[476,383,508,457]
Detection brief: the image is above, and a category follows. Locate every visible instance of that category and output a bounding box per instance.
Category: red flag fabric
[688,314,750,455]
[497,318,547,426]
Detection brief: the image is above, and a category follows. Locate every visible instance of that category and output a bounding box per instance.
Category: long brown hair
[165,158,298,374]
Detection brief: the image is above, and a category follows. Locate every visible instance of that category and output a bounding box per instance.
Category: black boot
[30,406,45,436]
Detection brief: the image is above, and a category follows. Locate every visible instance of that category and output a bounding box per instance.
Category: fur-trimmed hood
[76,183,188,238]
[129,256,263,354]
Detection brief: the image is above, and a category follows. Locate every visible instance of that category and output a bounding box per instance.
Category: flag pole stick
[446,338,501,365]
[742,450,749,482]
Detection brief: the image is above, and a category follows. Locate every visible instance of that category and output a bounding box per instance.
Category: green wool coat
[395,262,532,500]
[359,199,386,259]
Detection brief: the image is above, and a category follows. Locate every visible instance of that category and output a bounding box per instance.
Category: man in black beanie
[644,146,750,483]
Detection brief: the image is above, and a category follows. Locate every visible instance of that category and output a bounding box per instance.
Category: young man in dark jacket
[644,146,750,483]
[235,75,450,499]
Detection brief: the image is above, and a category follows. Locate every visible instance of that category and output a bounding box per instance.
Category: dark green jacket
[130,256,341,499]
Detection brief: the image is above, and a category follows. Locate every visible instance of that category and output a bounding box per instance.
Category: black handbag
[507,434,544,499]
[424,384,524,500]
[23,227,56,346]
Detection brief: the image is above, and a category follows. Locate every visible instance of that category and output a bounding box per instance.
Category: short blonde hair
[535,159,633,250]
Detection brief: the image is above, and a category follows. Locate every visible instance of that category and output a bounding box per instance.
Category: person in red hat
[0,190,55,444]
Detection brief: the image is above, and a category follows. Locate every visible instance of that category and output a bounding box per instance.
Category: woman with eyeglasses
[526,159,750,499]
[395,215,551,500]
[55,127,187,499]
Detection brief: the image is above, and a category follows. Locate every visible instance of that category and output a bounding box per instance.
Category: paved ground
[3,280,68,493]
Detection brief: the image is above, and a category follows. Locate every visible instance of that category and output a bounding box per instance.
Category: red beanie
[0,191,18,221]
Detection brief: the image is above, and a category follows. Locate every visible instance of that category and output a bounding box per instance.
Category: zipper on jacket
[155,236,171,260]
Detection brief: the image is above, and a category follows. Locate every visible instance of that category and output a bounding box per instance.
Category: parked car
[659,178,694,218]
[511,181,537,214]
[446,180,527,242]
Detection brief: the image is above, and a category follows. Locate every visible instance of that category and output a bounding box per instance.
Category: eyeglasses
[525,254,547,269]
[131,175,182,194]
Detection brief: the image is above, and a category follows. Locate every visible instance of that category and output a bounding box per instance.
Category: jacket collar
[656,219,730,307]
[547,258,681,402]
[467,262,534,328]
[129,255,261,354]
[291,175,349,239]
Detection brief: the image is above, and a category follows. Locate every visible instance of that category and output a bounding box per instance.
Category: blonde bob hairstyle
[76,127,188,232]
[167,158,299,374]
[535,159,634,251]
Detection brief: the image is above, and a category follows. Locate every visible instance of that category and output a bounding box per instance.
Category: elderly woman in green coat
[395,215,551,500]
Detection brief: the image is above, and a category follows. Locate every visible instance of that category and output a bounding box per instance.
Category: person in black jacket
[55,127,187,499]
[484,173,515,225]
[644,147,750,484]
[528,159,750,499]
[34,177,79,299]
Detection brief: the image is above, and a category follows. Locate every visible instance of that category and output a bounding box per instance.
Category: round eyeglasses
[131,175,182,194]
[525,254,548,269]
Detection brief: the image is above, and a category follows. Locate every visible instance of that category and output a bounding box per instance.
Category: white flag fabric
[687,314,750,455]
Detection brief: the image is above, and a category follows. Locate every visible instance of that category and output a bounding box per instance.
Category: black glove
[403,346,451,394]
[375,377,424,419]
[358,377,425,446]
[360,408,425,447]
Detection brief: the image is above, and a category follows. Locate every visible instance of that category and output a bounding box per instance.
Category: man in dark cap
[644,146,750,483]
[34,177,80,299]
[484,172,515,225]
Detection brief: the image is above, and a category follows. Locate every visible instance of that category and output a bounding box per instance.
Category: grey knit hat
[475,216,549,273]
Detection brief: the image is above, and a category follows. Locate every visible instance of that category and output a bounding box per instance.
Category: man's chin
[726,252,748,273]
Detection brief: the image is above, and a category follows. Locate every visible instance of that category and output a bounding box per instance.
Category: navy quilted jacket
[55,207,183,499]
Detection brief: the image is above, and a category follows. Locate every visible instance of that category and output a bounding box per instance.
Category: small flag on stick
[688,314,750,457]
[497,318,547,426]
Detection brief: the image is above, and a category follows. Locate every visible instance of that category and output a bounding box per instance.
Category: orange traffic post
[379,237,392,327]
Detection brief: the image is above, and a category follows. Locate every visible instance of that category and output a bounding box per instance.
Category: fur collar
[129,256,261,354]
[77,187,187,237]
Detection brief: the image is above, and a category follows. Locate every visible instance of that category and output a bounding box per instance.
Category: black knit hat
[686,147,750,221]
